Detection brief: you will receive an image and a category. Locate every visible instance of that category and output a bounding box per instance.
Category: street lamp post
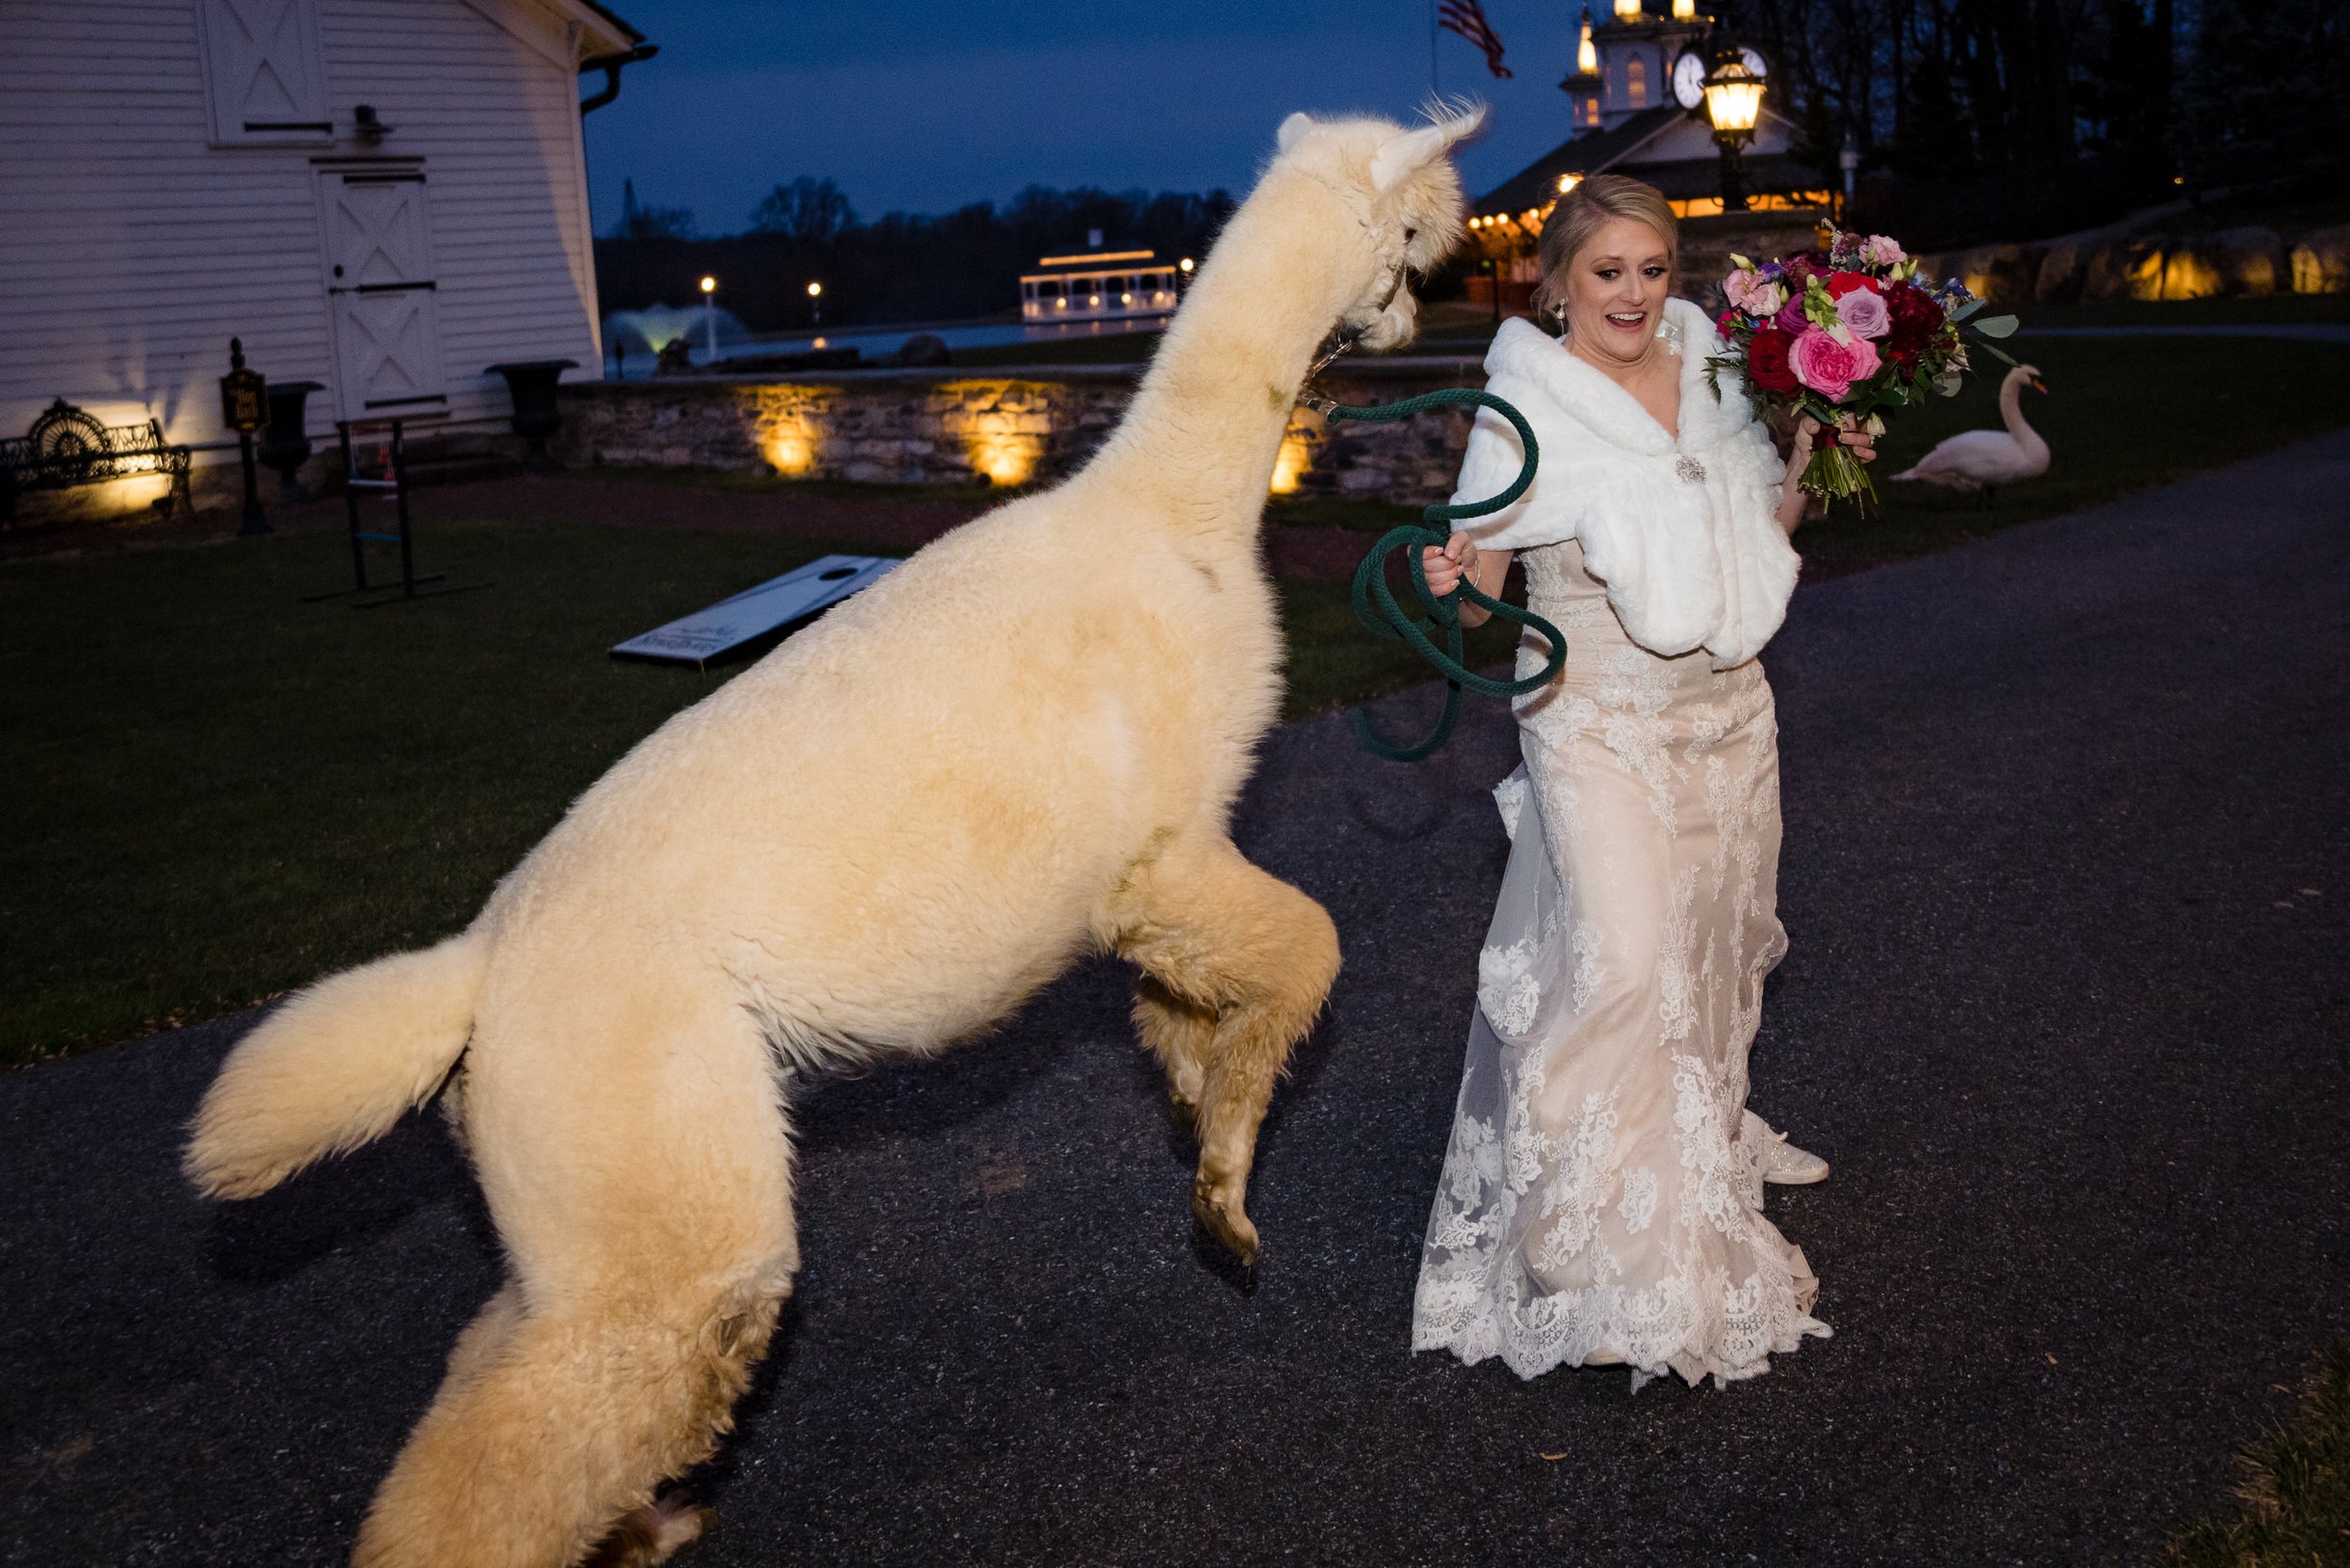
[1700,43,1765,213]
[807,280,822,328]
[698,274,717,364]
[1839,131,1861,223]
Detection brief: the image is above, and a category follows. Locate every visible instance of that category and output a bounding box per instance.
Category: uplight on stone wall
[753,384,834,478]
[1269,409,1325,495]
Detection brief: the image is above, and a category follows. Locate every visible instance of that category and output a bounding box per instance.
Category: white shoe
[1762,1133,1829,1185]
[1584,1347,1626,1366]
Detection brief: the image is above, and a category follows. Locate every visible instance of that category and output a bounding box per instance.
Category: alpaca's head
[1268,102,1485,353]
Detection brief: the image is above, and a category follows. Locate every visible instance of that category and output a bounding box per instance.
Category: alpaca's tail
[184,930,490,1200]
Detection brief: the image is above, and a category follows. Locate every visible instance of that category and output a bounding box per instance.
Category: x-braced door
[319,170,448,423]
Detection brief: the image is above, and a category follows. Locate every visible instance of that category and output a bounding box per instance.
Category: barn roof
[575,0,644,45]
[1473,105,1826,218]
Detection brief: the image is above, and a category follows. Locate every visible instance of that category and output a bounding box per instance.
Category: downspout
[580,44,658,114]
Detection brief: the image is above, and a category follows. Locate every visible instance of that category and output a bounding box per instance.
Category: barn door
[319,171,448,423]
[196,0,332,144]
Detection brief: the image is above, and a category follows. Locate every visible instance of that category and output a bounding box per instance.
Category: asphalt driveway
[6,430,2348,1566]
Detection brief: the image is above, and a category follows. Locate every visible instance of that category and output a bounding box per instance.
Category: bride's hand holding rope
[1418,536,1515,629]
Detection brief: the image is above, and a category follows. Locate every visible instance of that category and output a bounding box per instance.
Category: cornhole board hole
[611,554,899,669]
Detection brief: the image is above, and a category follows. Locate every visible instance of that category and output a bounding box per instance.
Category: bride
[1410,176,1875,1388]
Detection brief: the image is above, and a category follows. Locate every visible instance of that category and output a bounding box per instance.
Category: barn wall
[0,0,612,499]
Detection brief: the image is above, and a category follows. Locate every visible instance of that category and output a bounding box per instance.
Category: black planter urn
[258,380,325,503]
[486,359,579,473]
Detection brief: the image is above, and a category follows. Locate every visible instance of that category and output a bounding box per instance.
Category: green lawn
[7,327,2346,1066]
[2163,1338,2350,1567]
[933,291,2350,373]
[948,331,1164,368]
[0,520,1511,1066]
[1799,334,2350,565]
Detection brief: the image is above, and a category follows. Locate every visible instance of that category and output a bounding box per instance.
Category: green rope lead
[1315,387,1566,761]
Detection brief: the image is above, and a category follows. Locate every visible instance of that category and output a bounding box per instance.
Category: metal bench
[0,399,193,528]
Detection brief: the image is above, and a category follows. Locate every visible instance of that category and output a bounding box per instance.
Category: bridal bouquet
[1707,228,2018,513]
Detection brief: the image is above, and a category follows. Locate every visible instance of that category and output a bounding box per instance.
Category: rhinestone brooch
[1675,455,1707,484]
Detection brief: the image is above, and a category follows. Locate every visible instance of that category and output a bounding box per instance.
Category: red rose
[1747,327,1799,393]
[1885,283,1945,356]
[1825,270,1882,298]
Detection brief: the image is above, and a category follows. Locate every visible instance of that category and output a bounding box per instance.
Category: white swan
[1890,364,2049,502]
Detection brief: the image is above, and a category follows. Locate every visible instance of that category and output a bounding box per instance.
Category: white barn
[0,0,649,516]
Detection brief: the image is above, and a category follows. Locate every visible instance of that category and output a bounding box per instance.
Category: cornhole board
[610,554,899,669]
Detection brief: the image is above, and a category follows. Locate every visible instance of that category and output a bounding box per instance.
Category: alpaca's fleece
[187,103,1481,1568]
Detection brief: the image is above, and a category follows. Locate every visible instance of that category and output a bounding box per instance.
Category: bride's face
[1555,216,1673,369]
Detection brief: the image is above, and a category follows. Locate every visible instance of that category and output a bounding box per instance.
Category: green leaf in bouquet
[1972,314,2020,337]
[1967,336,2023,369]
[1933,367,1963,396]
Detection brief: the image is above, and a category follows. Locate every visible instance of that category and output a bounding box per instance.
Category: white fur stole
[1450,298,1799,669]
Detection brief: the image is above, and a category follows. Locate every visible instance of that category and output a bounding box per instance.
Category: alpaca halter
[1298,329,1569,761]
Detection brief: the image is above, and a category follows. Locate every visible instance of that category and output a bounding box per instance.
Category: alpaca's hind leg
[1134,974,1214,1132]
[1115,837,1340,1266]
[353,1006,797,1568]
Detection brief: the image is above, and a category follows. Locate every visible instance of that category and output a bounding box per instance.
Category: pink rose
[1834,286,1891,339]
[1723,268,1786,317]
[1863,234,1906,267]
[1789,325,1882,402]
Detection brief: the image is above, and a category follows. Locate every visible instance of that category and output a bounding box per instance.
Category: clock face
[1673,45,1770,110]
[1672,49,1706,109]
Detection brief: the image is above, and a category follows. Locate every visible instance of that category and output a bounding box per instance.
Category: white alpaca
[1889,363,2049,502]
[184,105,1480,1568]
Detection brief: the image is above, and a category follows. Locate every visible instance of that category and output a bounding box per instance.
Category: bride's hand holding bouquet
[1711,228,2020,517]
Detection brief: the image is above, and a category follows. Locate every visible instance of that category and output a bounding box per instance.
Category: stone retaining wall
[1918,221,2350,306]
[554,359,1492,505]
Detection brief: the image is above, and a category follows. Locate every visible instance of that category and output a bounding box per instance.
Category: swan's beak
[2029,377,2047,394]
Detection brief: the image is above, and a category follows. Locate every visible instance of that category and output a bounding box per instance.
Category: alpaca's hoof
[1191,1174,1260,1268]
[582,1491,714,1568]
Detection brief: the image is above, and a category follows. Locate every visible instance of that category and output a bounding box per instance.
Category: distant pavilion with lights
[1465,1,1834,312]
[1018,250,1181,329]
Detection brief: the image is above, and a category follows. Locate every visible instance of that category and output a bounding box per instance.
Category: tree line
[596,178,1237,334]
[1736,0,2344,243]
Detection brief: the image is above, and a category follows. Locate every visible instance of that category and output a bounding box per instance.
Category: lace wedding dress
[1411,540,1829,1388]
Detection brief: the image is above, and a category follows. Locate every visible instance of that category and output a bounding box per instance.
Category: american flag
[1437,0,1512,78]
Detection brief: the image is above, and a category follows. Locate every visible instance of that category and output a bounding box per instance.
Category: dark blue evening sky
[582,1,1585,235]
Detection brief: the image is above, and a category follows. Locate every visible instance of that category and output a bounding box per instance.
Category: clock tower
[1559,0,1711,131]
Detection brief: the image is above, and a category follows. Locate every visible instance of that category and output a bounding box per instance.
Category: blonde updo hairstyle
[1529,174,1679,323]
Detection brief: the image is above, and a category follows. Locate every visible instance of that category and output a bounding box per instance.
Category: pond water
[601,317,1165,379]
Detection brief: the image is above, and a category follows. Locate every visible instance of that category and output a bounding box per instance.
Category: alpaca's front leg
[1114,836,1341,1267]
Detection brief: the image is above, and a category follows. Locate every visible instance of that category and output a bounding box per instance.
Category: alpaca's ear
[1373,101,1490,188]
[1370,124,1450,192]
[1277,112,1316,152]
